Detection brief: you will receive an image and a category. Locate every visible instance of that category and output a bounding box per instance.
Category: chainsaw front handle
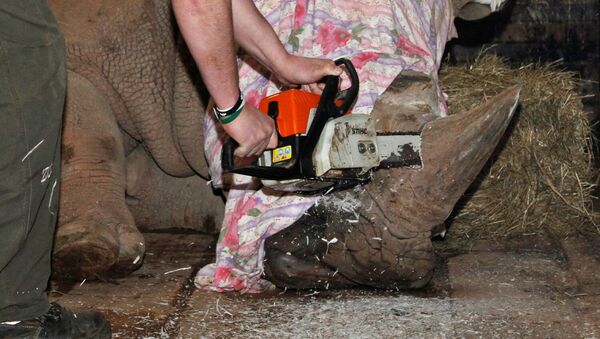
[332,58,359,115]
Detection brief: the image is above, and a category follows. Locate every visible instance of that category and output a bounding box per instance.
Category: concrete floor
[50,232,600,338]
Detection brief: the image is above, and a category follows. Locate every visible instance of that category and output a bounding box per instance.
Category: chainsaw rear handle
[221,135,301,179]
[221,100,287,176]
[222,58,359,178]
[221,138,237,173]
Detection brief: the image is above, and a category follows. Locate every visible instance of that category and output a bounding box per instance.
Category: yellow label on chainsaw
[272,145,292,163]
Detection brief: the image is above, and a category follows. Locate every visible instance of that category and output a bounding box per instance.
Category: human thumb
[327,62,343,76]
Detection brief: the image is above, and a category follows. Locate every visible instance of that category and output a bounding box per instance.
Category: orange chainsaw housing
[259,89,351,138]
[258,89,320,138]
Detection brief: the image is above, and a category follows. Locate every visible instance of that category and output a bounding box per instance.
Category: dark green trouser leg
[0,1,66,322]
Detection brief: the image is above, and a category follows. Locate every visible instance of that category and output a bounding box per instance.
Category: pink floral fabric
[196,0,457,293]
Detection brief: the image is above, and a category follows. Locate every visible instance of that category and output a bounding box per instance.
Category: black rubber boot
[0,303,111,339]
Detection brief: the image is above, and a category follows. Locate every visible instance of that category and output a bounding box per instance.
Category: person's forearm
[172,0,240,109]
[231,0,290,74]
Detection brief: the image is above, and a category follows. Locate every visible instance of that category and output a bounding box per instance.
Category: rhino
[48,0,519,290]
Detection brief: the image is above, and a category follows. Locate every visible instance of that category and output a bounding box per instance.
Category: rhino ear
[454,0,509,21]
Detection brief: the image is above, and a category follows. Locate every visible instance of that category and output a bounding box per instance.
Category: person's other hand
[273,55,342,92]
[221,104,278,158]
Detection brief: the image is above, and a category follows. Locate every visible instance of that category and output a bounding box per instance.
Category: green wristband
[218,103,244,124]
[213,93,245,124]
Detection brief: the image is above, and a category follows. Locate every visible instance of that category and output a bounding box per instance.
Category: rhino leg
[53,71,145,279]
[124,146,224,234]
[265,83,521,289]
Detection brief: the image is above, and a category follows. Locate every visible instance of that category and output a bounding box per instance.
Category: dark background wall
[447,0,599,129]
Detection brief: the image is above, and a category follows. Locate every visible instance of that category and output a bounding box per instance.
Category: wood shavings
[163,266,192,275]
[303,291,320,297]
[215,297,233,317]
[321,237,338,254]
[321,237,338,244]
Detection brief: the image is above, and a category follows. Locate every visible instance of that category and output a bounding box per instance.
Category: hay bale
[440,54,598,238]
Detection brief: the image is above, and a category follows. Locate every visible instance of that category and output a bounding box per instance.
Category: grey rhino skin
[49,0,224,277]
[48,0,518,290]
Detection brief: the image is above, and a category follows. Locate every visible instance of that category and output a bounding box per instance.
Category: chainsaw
[222,58,422,192]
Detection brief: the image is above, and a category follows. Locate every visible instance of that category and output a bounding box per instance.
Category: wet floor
[50,232,600,338]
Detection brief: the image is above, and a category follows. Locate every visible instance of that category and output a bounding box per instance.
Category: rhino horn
[368,85,522,234]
